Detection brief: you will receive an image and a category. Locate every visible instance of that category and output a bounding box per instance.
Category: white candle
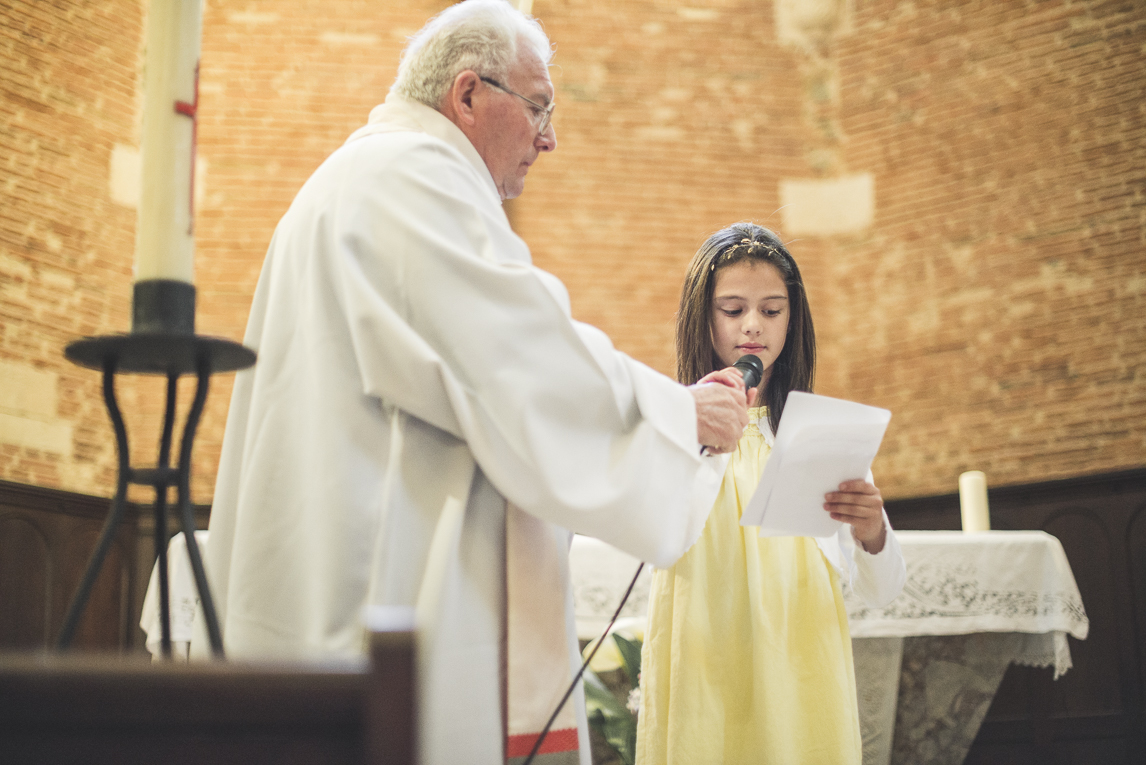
[958,470,991,533]
[135,0,202,284]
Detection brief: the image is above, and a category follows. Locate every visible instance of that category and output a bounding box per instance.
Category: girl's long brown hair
[675,222,816,436]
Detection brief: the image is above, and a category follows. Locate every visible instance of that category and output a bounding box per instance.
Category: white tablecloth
[569,537,651,641]
[570,531,1088,666]
[140,530,209,660]
[844,530,1088,677]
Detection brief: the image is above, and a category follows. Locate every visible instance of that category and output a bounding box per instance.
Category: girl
[635,223,906,764]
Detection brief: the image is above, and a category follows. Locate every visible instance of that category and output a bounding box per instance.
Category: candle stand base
[57,333,255,659]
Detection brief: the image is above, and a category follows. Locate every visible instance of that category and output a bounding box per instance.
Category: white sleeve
[850,509,907,608]
[332,138,718,567]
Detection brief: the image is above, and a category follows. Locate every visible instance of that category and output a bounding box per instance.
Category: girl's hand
[824,479,887,554]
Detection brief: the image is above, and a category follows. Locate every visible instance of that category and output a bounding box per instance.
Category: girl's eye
[722,309,742,317]
[763,309,782,317]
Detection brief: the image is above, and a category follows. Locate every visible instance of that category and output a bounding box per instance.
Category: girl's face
[710,260,790,388]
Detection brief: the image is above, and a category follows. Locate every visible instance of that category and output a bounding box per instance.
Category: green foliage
[612,633,642,688]
[584,667,636,765]
[584,633,643,765]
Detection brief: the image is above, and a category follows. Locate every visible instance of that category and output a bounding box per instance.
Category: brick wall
[820,0,1146,495]
[828,0,1145,495]
[518,0,1146,498]
[0,1,145,497]
[0,0,1142,502]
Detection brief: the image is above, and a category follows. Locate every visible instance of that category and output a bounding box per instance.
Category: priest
[195,2,750,763]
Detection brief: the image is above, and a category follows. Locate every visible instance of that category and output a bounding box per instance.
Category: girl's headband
[710,238,784,271]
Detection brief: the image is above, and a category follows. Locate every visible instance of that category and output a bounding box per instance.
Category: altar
[568,529,1089,765]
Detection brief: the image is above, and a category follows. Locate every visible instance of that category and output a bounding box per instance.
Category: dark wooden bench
[0,630,415,765]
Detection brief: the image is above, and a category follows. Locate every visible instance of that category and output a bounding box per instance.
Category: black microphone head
[733,354,765,389]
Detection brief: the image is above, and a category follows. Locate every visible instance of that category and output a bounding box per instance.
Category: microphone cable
[520,561,645,765]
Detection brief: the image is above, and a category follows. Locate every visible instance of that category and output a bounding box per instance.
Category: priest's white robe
[197,94,721,765]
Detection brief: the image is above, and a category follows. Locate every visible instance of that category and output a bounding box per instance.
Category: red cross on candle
[174,63,199,235]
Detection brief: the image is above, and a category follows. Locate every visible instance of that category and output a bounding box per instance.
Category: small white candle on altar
[135,0,202,284]
[959,470,991,533]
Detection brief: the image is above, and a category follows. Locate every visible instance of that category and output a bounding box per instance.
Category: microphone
[733,354,764,390]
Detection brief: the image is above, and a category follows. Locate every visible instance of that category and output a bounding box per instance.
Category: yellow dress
[636,408,862,765]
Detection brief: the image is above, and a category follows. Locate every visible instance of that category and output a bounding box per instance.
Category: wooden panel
[886,468,1146,764]
[59,524,131,649]
[0,479,217,653]
[0,479,139,651]
[1043,510,1122,716]
[1129,503,1146,723]
[0,513,51,646]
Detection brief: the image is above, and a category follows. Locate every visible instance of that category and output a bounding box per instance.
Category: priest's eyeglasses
[480,76,555,137]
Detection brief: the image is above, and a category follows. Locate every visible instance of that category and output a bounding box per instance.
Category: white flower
[626,686,641,715]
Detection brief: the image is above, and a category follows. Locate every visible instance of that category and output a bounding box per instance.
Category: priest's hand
[690,368,753,454]
[825,479,887,554]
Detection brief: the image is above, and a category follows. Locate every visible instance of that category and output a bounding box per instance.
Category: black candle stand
[57,323,255,658]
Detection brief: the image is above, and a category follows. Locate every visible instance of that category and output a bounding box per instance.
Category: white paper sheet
[740,391,891,537]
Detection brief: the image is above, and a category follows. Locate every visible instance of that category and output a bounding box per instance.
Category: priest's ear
[444,70,481,129]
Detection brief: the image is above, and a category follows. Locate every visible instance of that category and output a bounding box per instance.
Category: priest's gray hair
[391,0,553,110]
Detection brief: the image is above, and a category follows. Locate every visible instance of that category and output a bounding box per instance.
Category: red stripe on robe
[506,727,579,757]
